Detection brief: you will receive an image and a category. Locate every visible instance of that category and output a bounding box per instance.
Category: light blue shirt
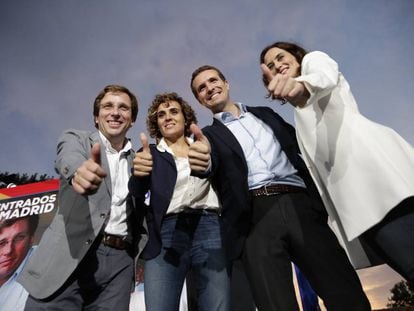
[0,246,36,311]
[214,103,305,190]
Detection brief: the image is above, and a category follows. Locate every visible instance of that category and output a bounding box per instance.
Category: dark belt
[164,208,220,219]
[100,233,131,250]
[250,184,305,197]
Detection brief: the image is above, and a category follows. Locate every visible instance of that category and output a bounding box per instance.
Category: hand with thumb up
[72,143,107,195]
[188,124,211,173]
[132,133,153,177]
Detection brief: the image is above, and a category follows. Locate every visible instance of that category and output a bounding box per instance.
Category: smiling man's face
[192,69,231,114]
[0,218,33,285]
[94,91,133,146]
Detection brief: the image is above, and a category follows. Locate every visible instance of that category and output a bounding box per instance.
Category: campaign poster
[0,179,59,311]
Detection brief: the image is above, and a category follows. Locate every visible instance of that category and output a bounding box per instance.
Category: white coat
[294,51,414,268]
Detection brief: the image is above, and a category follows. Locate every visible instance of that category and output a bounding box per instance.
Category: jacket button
[85,239,93,245]
[100,213,106,219]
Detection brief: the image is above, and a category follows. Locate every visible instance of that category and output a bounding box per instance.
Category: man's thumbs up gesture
[132,133,153,177]
[72,143,107,194]
[189,124,211,173]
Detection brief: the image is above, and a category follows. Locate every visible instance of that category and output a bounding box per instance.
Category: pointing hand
[261,63,309,107]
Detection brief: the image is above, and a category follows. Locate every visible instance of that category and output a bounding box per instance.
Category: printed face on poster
[0,179,59,310]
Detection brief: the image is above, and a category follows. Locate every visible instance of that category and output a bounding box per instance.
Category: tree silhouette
[388,280,414,308]
[0,171,54,188]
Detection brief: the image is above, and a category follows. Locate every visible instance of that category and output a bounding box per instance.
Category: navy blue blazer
[201,105,325,260]
[128,145,177,260]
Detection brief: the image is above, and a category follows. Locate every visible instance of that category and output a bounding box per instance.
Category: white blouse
[156,137,221,215]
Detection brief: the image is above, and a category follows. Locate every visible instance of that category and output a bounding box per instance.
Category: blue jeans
[144,213,231,311]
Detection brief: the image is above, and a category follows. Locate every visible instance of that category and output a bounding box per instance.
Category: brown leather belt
[250,184,305,197]
[100,233,131,250]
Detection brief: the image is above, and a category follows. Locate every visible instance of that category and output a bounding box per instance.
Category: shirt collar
[156,137,194,154]
[99,131,132,154]
[214,102,247,124]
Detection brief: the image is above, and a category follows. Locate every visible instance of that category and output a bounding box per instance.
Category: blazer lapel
[126,142,135,176]
[158,149,176,170]
[210,119,246,161]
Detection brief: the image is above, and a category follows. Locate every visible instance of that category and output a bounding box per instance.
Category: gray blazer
[18,129,148,299]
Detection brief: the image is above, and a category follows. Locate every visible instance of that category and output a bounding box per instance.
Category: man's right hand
[189,124,211,173]
[72,143,107,195]
[132,133,153,177]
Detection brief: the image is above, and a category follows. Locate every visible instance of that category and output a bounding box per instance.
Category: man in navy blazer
[189,65,371,311]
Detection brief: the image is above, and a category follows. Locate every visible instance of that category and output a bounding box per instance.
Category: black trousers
[24,240,134,311]
[230,260,256,311]
[361,196,414,283]
[242,192,371,311]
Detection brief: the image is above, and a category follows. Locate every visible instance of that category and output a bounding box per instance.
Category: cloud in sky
[2,0,412,176]
[358,265,404,309]
[1,0,412,308]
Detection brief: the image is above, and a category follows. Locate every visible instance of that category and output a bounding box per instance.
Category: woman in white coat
[259,41,414,283]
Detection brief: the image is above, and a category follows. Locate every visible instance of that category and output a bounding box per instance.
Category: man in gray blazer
[18,85,148,310]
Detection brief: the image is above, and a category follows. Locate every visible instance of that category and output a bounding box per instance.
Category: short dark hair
[93,85,139,129]
[0,215,39,236]
[260,41,307,87]
[190,65,227,100]
[147,92,198,139]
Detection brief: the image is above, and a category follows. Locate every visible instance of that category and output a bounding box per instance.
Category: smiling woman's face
[263,47,301,78]
[156,101,186,141]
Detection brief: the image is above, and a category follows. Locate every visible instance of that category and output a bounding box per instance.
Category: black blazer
[128,145,177,259]
[202,106,325,260]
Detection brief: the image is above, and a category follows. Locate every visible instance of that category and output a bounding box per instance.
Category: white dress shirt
[0,246,36,311]
[215,102,305,190]
[99,132,132,239]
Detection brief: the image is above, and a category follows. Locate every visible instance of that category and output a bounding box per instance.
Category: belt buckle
[102,234,112,246]
[263,184,270,196]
